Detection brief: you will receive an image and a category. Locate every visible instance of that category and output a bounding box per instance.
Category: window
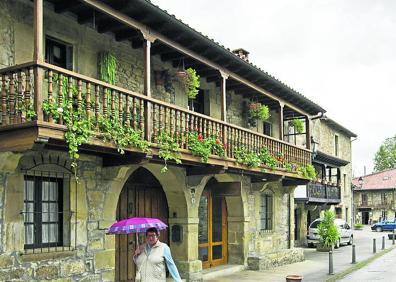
[24,175,65,249]
[45,37,73,70]
[381,193,386,205]
[188,89,205,114]
[263,122,272,136]
[334,135,339,156]
[260,193,273,231]
[361,194,368,205]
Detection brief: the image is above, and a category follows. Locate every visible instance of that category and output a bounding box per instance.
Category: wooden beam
[102,153,149,167]
[55,1,82,13]
[220,72,228,121]
[186,165,226,176]
[282,178,309,186]
[34,0,43,121]
[279,102,284,141]
[97,20,124,33]
[143,39,152,142]
[115,29,140,41]
[79,0,311,117]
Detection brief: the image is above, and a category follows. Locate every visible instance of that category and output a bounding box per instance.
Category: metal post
[393,229,395,245]
[382,236,385,250]
[352,244,356,264]
[373,238,376,253]
[329,251,334,275]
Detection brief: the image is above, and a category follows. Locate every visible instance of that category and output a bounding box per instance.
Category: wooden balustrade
[0,62,312,170]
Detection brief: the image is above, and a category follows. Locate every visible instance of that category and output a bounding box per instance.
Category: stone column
[168,217,202,282]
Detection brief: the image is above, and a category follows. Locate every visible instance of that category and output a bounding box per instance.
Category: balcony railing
[306,182,341,203]
[0,62,311,172]
[356,201,394,209]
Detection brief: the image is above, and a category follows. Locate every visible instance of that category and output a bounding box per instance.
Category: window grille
[260,193,273,231]
[21,170,76,254]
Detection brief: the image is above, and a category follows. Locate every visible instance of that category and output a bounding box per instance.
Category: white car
[307,218,353,248]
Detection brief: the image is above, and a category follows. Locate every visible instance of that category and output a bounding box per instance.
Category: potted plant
[290,118,304,134]
[317,211,340,251]
[248,102,270,122]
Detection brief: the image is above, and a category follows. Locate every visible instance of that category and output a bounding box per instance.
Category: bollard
[352,244,356,264]
[382,236,385,250]
[393,229,395,245]
[373,238,376,253]
[329,250,334,275]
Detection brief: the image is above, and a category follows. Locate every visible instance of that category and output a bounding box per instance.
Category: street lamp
[358,176,364,188]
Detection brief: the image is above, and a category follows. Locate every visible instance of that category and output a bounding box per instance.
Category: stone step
[202,264,245,280]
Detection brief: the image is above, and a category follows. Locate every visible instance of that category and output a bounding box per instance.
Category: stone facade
[294,118,355,246]
[0,0,310,281]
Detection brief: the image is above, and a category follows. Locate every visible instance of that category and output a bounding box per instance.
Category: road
[207,226,394,282]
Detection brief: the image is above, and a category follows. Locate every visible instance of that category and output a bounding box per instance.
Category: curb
[324,246,396,282]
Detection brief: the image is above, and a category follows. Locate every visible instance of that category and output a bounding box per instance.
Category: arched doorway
[115,168,169,282]
[198,178,228,269]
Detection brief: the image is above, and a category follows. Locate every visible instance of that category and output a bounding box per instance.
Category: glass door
[198,189,228,269]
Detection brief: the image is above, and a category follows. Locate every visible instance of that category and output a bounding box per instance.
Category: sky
[150,0,396,177]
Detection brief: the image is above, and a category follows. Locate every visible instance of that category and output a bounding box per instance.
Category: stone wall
[0,0,15,68]
[354,190,396,223]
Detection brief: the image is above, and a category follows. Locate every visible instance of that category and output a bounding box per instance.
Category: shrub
[318,211,339,248]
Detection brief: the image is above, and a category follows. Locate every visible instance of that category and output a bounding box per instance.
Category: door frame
[199,189,228,269]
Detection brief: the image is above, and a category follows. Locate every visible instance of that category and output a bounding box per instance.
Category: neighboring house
[352,169,396,225]
[0,1,330,281]
[294,117,357,246]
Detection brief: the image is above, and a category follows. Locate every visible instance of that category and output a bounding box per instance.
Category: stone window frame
[260,192,273,232]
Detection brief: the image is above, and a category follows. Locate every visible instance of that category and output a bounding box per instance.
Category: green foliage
[299,164,316,180]
[158,132,182,173]
[185,68,200,99]
[234,147,261,168]
[318,211,340,248]
[291,118,304,134]
[374,135,396,172]
[97,116,149,155]
[98,52,117,85]
[249,102,270,121]
[259,147,277,169]
[187,132,226,163]
[354,223,364,230]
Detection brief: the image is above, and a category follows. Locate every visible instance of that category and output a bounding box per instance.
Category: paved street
[207,226,394,282]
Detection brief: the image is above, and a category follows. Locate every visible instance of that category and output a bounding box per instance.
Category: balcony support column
[33,0,44,121]
[305,115,311,150]
[279,102,284,140]
[219,71,228,122]
[142,33,156,142]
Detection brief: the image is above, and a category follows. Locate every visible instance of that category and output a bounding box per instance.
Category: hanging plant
[158,132,182,173]
[291,118,304,134]
[184,68,200,99]
[98,51,117,85]
[249,102,270,121]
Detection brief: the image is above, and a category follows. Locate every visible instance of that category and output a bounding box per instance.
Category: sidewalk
[207,227,394,282]
[338,247,396,282]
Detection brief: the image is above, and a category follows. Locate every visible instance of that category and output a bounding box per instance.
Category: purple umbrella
[106,217,168,235]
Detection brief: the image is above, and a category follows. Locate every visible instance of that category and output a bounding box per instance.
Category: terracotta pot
[175,71,187,80]
[286,274,303,282]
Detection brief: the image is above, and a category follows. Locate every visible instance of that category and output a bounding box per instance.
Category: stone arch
[103,163,188,224]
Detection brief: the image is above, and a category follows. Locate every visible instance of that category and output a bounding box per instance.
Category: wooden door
[115,169,169,282]
[198,189,228,269]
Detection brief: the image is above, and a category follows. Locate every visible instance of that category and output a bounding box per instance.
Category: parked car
[371,219,396,232]
[307,218,353,248]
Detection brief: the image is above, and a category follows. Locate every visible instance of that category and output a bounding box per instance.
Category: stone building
[352,169,396,225]
[0,0,334,281]
[294,118,356,246]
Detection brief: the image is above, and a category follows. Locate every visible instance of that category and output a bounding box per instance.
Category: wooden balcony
[0,62,311,178]
[356,201,395,209]
[299,182,341,204]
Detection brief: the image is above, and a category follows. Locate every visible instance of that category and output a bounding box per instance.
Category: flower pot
[286,274,303,282]
[175,70,187,80]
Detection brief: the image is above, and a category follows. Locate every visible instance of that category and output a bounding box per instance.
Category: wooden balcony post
[142,33,156,142]
[33,0,44,120]
[305,115,311,150]
[219,71,228,122]
[279,102,284,140]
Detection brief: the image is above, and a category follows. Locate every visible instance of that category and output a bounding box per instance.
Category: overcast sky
[151,0,396,177]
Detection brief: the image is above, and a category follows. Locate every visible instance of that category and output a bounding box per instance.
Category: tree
[373,135,396,172]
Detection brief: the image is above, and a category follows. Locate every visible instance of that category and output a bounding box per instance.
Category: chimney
[232,48,250,62]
